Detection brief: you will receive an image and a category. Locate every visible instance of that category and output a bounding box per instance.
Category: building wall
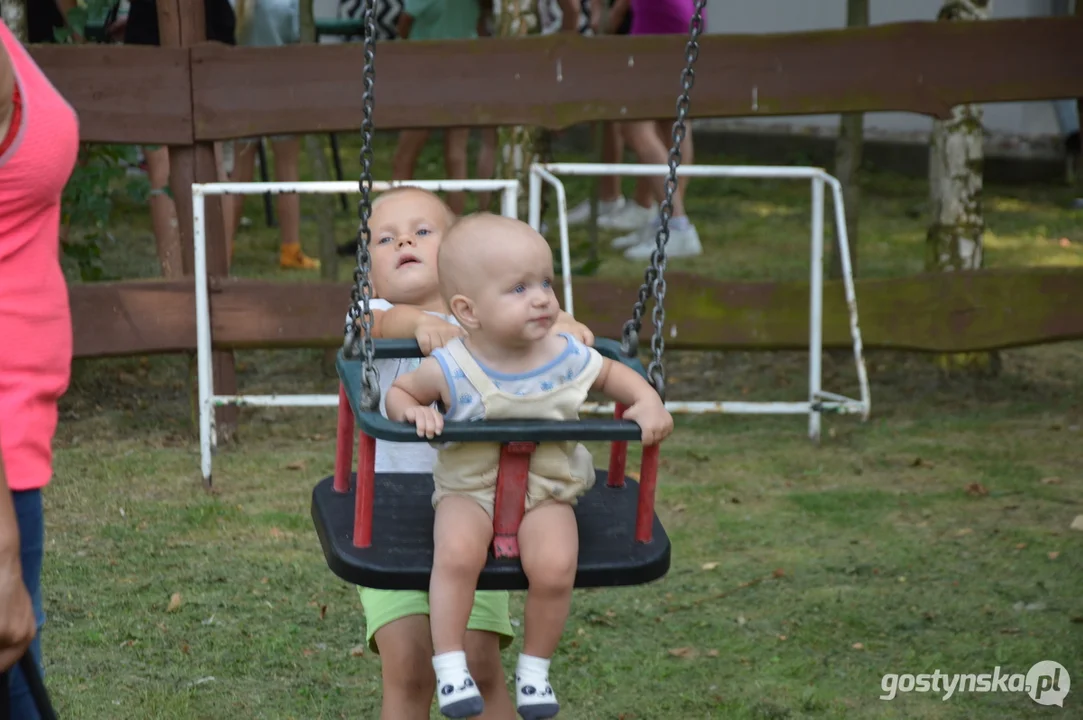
[699,0,1071,149]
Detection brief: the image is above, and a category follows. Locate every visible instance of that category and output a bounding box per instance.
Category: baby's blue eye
[542,279,551,288]
[513,284,526,293]
[417,228,430,236]
[377,235,393,244]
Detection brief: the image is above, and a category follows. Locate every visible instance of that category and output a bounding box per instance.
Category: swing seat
[310,338,672,591]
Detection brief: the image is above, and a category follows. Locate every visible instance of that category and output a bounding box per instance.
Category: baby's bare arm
[592,359,655,406]
[386,357,450,421]
[374,305,428,339]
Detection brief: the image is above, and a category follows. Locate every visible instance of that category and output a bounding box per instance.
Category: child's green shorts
[358,587,516,654]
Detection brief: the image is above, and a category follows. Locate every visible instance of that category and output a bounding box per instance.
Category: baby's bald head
[437,213,552,301]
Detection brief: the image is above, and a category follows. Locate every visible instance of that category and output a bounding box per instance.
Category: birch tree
[926,0,992,272]
[927,0,996,374]
[494,0,541,219]
[0,0,28,41]
[831,0,868,280]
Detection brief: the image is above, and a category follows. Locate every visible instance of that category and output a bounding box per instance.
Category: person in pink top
[0,19,79,718]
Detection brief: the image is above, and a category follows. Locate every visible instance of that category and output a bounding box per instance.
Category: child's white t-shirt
[348,298,460,474]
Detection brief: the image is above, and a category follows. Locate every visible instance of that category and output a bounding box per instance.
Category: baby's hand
[622,398,674,447]
[403,406,444,439]
[415,316,464,355]
[551,315,595,346]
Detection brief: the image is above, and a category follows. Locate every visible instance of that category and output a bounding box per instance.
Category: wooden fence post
[158,0,239,447]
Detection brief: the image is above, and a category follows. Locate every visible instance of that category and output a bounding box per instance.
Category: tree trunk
[926,0,995,374]
[0,0,28,41]
[494,0,540,220]
[830,0,868,280]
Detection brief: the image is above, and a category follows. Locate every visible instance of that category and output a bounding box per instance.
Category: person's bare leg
[599,121,624,202]
[514,502,578,719]
[622,121,686,217]
[475,127,498,212]
[227,139,259,252]
[443,127,470,216]
[465,630,516,720]
[372,615,438,720]
[429,496,492,716]
[655,118,694,206]
[271,136,318,269]
[144,146,183,279]
[392,129,431,181]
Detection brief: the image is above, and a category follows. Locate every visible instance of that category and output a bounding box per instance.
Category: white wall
[700,0,1067,145]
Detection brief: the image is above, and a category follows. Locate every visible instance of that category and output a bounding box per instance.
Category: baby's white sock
[433,651,484,718]
[516,654,560,719]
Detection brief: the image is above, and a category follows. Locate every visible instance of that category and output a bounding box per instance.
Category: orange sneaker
[280,243,320,270]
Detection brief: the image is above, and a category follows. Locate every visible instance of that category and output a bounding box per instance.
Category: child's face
[368,190,451,306]
[467,227,559,347]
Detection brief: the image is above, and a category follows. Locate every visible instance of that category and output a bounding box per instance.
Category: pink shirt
[0,23,79,491]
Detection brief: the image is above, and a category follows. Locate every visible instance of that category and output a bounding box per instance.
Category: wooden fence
[26,3,1083,430]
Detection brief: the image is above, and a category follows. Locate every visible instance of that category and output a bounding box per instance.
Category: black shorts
[27,0,67,43]
[124,0,236,46]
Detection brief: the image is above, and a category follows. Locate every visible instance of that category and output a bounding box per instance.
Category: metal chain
[619,0,706,401]
[341,0,381,411]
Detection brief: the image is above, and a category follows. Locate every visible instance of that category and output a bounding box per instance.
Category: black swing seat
[310,338,672,592]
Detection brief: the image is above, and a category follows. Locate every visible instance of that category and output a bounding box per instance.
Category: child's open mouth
[396,254,421,268]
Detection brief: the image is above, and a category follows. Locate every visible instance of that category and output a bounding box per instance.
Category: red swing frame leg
[635,444,660,543]
[353,430,377,548]
[607,403,629,488]
[333,383,354,494]
[492,442,535,559]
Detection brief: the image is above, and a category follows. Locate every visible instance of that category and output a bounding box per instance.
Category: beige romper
[429,335,605,518]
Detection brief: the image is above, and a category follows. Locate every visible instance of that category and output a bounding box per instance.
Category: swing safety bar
[529,162,872,442]
[192,178,520,485]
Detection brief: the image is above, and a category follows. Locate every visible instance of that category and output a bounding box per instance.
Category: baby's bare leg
[430,495,493,718]
[515,502,578,719]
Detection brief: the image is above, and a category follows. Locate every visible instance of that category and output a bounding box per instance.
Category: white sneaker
[598,201,658,232]
[611,223,653,250]
[623,224,702,259]
[566,196,625,225]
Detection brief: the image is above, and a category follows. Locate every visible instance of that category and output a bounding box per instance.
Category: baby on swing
[386,213,674,719]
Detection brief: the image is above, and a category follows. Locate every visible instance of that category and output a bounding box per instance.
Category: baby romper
[430,335,604,517]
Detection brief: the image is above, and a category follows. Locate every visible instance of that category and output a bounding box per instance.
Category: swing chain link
[342,0,381,411]
[619,0,706,401]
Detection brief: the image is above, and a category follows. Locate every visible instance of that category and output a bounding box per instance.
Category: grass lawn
[44,132,1083,718]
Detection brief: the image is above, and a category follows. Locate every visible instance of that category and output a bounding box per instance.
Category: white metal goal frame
[527,162,871,440]
[192,178,520,482]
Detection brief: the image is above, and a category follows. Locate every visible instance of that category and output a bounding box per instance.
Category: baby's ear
[449,295,480,330]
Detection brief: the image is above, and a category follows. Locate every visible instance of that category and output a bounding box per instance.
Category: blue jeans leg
[7,489,44,720]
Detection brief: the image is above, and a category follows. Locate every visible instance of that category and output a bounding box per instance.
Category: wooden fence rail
[32,17,1083,142]
[71,269,1083,359]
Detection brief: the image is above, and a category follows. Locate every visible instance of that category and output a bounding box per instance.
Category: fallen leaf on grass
[626,471,640,481]
[965,483,988,497]
[1048,551,1060,560]
[852,642,865,650]
[778,635,787,641]
[911,457,934,468]
[701,562,719,571]
[319,605,327,620]
[270,527,284,539]
[285,460,305,471]
[1041,477,1062,485]
[707,649,720,657]
[672,503,687,513]
[350,645,366,657]
[166,593,182,613]
[1015,543,1028,549]
[1070,515,1083,532]
[772,568,785,578]
[955,528,973,536]
[668,647,697,658]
